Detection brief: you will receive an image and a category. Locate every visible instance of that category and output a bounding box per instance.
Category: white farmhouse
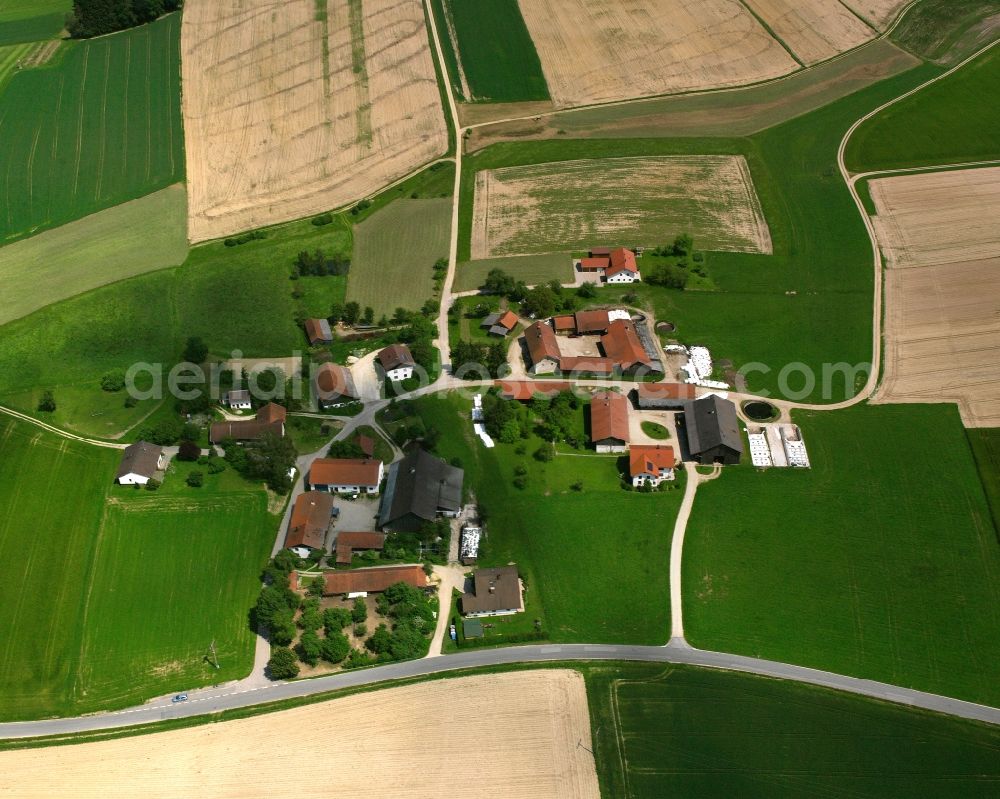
[378,344,415,382]
[115,441,164,486]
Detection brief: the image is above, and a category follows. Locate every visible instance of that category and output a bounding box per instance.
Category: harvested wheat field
[182,0,447,242]
[842,0,911,29]
[0,671,599,799]
[743,0,875,65]
[870,167,1000,268]
[516,0,799,108]
[872,168,1000,427]
[471,155,773,259]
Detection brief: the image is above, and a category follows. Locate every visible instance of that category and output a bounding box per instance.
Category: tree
[521,285,557,319]
[343,301,361,326]
[365,623,392,654]
[362,306,375,325]
[320,631,350,663]
[37,391,56,413]
[307,575,325,597]
[186,470,204,487]
[351,596,368,624]
[101,369,126,392]
[329,301,344,322]
[177,440,201,461]
[576,282,597,299]
[482,268,515,296]
[182,336,208,365]
[323,607,351,633]
[267,647,300,680]
[672,233,694,256]
[296,630,323,666]
[328,438,365,459]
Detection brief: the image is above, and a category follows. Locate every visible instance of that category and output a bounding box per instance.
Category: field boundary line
[0,404,127,450]
[735,0,806,67]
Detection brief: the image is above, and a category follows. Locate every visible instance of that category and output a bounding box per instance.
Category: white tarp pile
[472,394,494,448]
[682,345,729,389]
[747,430,773,467]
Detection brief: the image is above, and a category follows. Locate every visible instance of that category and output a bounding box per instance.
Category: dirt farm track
[181,0,447,242]
[0,671,599,799]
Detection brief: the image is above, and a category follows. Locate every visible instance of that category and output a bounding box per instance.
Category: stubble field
[0,671,600,798]
[471,155,773,259]
[182,0,447,242]
[516,0,799,108]
[843,0,911,29]
[870,165,1000,427]
[744,0,876,64]
[870,166,1000,268]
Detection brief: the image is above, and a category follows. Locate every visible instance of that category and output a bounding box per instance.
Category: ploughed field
[471,155,773,259]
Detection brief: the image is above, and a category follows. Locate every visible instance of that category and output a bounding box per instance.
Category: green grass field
[0,416,276,719]
[0,183,188,325]
[406,393,681,644]
[429,0,548,102]
[846,46,998,171]
[0,417,119,718]
[891,0,1000,63]
[0,0,67,45]
[586,663,1000,798]
[683,404,1000,707]
[453,252,572,292]
[0,13,183,244]
[968,427,1000,536]
[76,491,274,711]
[0,212,351,436]
[346,199,451,317]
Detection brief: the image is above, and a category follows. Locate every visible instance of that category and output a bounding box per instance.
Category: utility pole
[208,638,221,670]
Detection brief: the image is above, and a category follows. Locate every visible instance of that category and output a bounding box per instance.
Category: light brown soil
[516,0,799,108]
[872,168,1000,427]
[0,671,600,799]
[842,0,911,29]
[181,0,447,242]
[458,100,556,127]
[471,155,773,259]
[877,257,1000,427]
[870,167,1000,268]
[744,0,876,65]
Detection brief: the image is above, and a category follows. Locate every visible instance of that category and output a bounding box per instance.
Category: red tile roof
[305,318,332,345]
[574,309,610,334]
[601,320,650,368]
[320,564,428,595]
[378,344,415,371]
[286,491,334,551]
[496,310,519,331]
[558,357,615,376]
[495,380,574,401]
[589,247,612,256]
[310,458,382,488]
[314,363,358,400]
[630,446,676,477]
[256,402,287,424]
[335,531,386,564]
[590,391,629,444]
[579,257,611,271]
[635,382,697,401]
[524,321,560,367]
[553,315,577,332]
[605,248,638,277]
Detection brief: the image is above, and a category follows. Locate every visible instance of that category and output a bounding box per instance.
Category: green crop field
[0,13,183,245]
[429,0,548,102]
[0,183,188,326]
[453,252,572,292]
[683,404,1000,707]
[0,0,67,45]
[0,416,276,720]
[76,491,274,711]
[346,199,451,317]
[891,0,1000,64]
[0,417,119,719]
[404,393,681,644]
[846,46,999,171]
[0,212,351,437]
[968,427,1000,535]
[586,663,1000,798]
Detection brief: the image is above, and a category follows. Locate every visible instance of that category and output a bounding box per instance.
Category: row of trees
[68,0,181,39]
[292,249,350,278]
[479,269,593,318]
[450,339,508,380]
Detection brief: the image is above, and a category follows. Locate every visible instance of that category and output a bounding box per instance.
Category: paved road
[3,641,999,740]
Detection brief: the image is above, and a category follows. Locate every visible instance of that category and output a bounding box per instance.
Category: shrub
[100,369,126,392]
[186,471,204,488]
[37,391,56,413]
[513,475,527,490]
[144,478,161,491]
[266,647,300,680]
[124,396,138,409]
[534,445,554,462]
[177,440,201,462]
[207,457,226,474]
[311,212,334,226]
[296,630,322,666]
